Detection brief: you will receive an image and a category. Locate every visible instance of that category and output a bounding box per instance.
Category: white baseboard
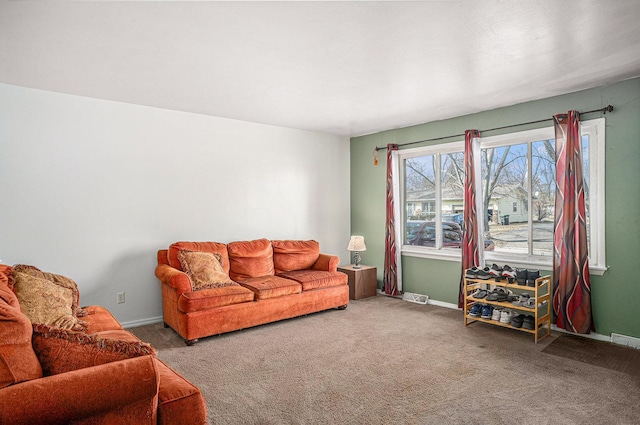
[121,316,163,329]
[427,299,459,309]
[550,324,610,342]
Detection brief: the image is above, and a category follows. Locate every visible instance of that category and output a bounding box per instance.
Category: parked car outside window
[407,220,494,251]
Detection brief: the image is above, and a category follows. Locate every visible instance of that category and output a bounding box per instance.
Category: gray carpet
[130,296,640,425]
[543,333,640,380]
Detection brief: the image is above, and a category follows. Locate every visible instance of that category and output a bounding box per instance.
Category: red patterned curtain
[552,111,594,333]
[383,144,399,295]
[458,130,481,308]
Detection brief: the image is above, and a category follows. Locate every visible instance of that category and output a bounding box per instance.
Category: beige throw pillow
[13,272,85,331]
[177,250,237,291]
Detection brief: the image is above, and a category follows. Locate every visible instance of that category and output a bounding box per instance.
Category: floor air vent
[402,292,429,305]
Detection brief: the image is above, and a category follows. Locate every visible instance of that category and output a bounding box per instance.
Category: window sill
[401,246,608,275]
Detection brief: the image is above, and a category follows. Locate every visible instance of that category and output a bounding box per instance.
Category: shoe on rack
[472,289,488,299]
[501,265,516,280]
[481,304,494,319]
[491,307,502,321]
[526,270,540,287]
[476,267,492,280]
[499,310,513,324]
[511,314,525,328]
[512,293,530,307]
[468,303,483,317]
[516,268,528,286]
[522,297,536,309]
[522,315,536,330]
[487,287,510,302]
[465,267,479,279]
[489,264,503,280]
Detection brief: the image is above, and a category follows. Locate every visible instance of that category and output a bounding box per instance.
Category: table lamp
[347,236,366,269]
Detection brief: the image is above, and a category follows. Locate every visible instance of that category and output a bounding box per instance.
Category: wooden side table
[337,265,377,300]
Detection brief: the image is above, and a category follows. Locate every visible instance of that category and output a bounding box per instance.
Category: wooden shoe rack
[463,275,551,343]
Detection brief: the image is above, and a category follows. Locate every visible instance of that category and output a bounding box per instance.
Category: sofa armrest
[155,264,192,293]
[312,253,340,272]
[0,356,159,425]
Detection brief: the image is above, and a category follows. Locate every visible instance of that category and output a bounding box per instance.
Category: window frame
[397,118,607,275]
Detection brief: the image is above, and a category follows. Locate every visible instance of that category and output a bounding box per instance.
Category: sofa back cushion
[0,282,43,389]
[227,238,274,281]
[272,240,320,274]
[31,324,156,376]
[168,242,230,274]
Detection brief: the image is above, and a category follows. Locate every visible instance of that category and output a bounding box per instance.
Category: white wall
[0,83,351,326]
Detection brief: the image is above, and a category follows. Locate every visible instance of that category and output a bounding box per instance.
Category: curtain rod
[373,104,614,152]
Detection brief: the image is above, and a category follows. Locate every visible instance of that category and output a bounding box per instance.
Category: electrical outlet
[117,291,126,304]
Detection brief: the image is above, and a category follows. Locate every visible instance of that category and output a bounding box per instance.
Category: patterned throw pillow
[12,264,87,318]
[13,272,86,331]
[31,324,156,376]
[177,250,238,291]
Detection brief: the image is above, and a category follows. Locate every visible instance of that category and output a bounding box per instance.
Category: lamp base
[352,251,361,269]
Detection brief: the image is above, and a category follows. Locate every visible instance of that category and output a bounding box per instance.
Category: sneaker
[522,315,536,330]
[464,267,479,279]
[499,310,513,324]
[489,264,503,279]
[526,270,540,287]
[511,314,525,328]
[468,303,483,317]
[476,267,492,280]
[481,304,494,319]
[516,268,528,286]
[501,265,516,280]
[491,307,502,321]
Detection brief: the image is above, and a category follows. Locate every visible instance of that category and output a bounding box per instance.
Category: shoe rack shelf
[463,276,551,343]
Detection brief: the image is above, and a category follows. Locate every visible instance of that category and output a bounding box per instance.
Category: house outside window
[397,118,606,274]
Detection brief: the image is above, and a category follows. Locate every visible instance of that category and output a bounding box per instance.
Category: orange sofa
[0,264,207,425]
[156,239,349,345]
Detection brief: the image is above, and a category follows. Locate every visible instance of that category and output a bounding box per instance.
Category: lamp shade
[347,236,366,252]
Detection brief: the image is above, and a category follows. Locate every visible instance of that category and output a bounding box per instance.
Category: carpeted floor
[130,296,640,425]
[543,334,640,381]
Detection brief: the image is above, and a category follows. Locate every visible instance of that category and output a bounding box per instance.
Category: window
[398,118,606,274]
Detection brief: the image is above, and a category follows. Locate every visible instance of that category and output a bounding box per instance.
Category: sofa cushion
[237,275,302,300]
[0,285,43,389]
[177,250,237,291]
[177,285,255,313]
[31,324,156,376]
[82,305,125,333]
[94,329,145,343]
[168,242,230,274]
[276,270,348,291]
[13,271,87,331]
[272,240,320,274]
[227,238,275,281]
[13,264,87,319]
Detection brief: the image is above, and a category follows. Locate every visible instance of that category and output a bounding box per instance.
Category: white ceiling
[2,1,640,137]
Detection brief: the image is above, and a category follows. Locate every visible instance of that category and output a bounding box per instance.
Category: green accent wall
[350,77,640,339]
